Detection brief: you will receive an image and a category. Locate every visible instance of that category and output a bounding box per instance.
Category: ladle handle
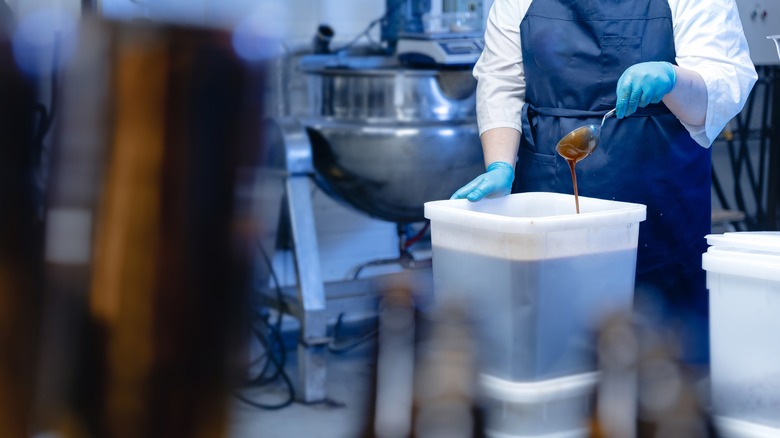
[600,108,617,128]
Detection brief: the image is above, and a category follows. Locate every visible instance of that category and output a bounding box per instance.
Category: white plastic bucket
[703,232,780,429]
[424,192,646,381]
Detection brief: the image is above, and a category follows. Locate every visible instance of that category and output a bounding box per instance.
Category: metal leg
[767,66,779,231]
[285,175,328,402]
[296,343,327,403]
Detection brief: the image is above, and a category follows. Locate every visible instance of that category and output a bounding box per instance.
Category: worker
[452,0,757,364]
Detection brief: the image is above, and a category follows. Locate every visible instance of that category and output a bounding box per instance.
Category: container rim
[479,372,598,403]
[424,192,646,233]
[703,250,780,282]
[706,232,780,254]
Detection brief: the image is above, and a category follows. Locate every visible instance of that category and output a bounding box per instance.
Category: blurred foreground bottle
[363,284,416,438]
[363,282,483,438]
[588,314,719,438]
[33,16,268,438]
[412,300,484,438]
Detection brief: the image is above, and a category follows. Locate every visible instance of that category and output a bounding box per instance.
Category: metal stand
[768,66,779,230]
[286,175,330,402]
[269,119,329,403]
[266,118,434,403]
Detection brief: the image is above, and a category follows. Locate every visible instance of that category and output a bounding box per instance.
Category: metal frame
[266,118,433,402]
[768,66,780,230]
[712,65,780,231]
[269,118,329,402]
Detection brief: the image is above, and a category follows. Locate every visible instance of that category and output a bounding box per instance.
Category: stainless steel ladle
[555,108,617,163]
[555,108,617,214]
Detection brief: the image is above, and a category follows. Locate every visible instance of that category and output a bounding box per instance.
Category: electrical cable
[338,221,431,349]
[245,322,285,386]
[327,313,378,354]
[237,219,429,402]
[234,240,296,410]
[334,16,384,54]
[352,222,430,280]
[234,320,295,410]
[352,257,401,281]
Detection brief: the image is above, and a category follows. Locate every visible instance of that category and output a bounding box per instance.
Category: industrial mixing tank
[301,57,485,223]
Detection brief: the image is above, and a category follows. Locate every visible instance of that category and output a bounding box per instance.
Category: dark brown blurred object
[0,31,45,438]
[588,314,719,438]
[36,17,265,438]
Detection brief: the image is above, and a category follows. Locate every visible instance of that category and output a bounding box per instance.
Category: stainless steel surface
[600,108,616,127]
[306,119,483,222]
[297,344,328,404]
[262,64,484,401]
[303,66,484,223]
[260,118,330,402]
[286,177,327,325]
[306,67,477,121]
[556,109,614,163]
[264,117,439,402]
[266,117,315,175]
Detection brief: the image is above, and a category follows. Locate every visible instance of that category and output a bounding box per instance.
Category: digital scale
[396,32,485,66]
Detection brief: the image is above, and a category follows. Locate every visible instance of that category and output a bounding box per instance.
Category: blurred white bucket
[703,232,780,429]
[716,416,780,438]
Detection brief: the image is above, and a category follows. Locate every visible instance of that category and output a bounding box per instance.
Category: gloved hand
[450,161,514,202]
[615,61,676,118]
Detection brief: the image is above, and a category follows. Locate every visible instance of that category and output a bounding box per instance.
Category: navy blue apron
[516,0,711,363]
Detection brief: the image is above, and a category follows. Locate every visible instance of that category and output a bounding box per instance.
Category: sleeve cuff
[679,121,711,148]
[477,121,523,136]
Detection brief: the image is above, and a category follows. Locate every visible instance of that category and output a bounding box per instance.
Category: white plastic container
[715,416,780,438]
[480,372,597,438]
[424,192,646,381]
[703,232,780,429]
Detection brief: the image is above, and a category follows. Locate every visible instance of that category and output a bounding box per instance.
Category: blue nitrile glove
[615,61,676,118]
[450,161,515,202]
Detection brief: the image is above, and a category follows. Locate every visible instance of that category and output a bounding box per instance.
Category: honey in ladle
[555,125,599,214]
